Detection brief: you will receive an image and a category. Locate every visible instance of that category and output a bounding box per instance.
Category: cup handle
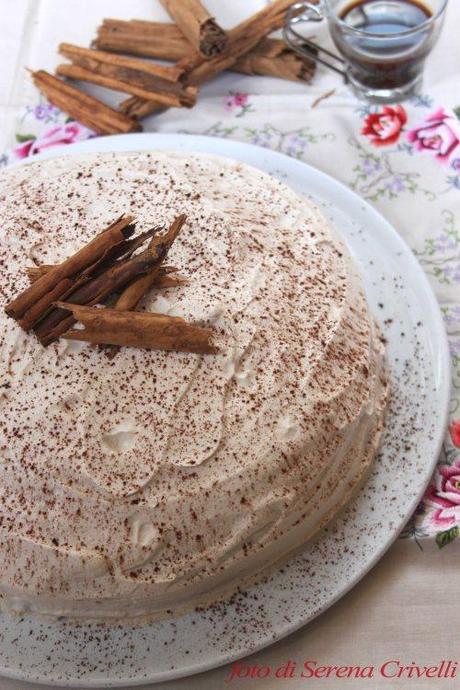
[283,1,348,81]
[288,1,325,23]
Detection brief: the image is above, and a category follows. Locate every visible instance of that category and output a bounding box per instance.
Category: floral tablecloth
[0,1,460,688]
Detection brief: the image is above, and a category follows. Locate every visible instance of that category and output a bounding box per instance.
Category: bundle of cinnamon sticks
[5,214,217,356]
[29,0,316,135]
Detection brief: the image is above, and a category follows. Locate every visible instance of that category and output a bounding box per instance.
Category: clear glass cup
[285,0,448,103]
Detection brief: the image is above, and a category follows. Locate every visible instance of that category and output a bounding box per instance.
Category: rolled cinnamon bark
[159,0,228,57]
[104,254,186,359]
[182,0,305,86]
[29,70,141,135]
[120,0,305,117]
[26,261,182,286]
[35,215,186,345]
[5,215,135,327]
[57,44,197,108]
[60,303,218,354]
[95,19,189,61]
[234,38,315,83]
[94,21,315,84]
[60,42,184,81]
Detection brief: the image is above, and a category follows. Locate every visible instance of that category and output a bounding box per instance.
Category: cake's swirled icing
[0,152,389,621]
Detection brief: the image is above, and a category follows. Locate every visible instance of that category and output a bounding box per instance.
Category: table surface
[1,2,460,689]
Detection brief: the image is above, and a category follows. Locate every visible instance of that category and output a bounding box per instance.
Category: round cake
[0,151,389,622]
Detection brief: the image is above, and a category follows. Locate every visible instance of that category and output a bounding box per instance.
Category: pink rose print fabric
[407,108,460,165]
[425,459,460,529]
[10,121,94,161]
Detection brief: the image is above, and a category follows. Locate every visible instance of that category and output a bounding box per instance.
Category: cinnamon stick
[104,259,187,358]
[60,42,183,81]
[59,303,217,354]
[24,227,159,317]
[22,227,160,334]
[159,0,227,57]
[112,268,163,311]
[95,19,189,61]
[30,70,141,135]
[233,38,315,83]
[103,266,163,359]
[120,0,303,118]
[72,226,160,290]
[57,44,197,108]
[120,95,168,119]
[5,215,135,328]
[35,215,187,345]
[183,0,305,86]
[21,227,151,332]
[26,264,56,282]
[153,273,187,289]
[95,21,315,84]
[26,259,181,285]
[26,256,181,287]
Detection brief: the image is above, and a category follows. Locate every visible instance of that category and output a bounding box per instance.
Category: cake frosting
[0,151,389,622]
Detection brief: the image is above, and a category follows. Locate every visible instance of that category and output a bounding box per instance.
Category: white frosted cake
[0,151,389,622]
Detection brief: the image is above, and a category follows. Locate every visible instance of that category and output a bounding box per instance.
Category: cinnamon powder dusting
[0,151,389,622]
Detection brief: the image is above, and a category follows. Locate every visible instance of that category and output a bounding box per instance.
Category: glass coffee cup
[284,0,448,103]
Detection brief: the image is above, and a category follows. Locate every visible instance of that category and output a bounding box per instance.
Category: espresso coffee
[330,0,435,90]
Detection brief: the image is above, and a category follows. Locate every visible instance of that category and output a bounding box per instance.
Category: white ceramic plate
[0,134,450,688]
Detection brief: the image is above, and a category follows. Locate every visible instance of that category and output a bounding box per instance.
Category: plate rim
[0,133,452,688]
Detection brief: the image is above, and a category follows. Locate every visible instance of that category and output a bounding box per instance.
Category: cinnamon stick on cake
[26,263,185,287]
[26,260,188,358]
[5,215,136,328]
[159,0,228,57]
[34,215,187,346]
[59,303,217,354]
[21,225,160,335]
[103,216,188,357]
[4,211,213,356]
